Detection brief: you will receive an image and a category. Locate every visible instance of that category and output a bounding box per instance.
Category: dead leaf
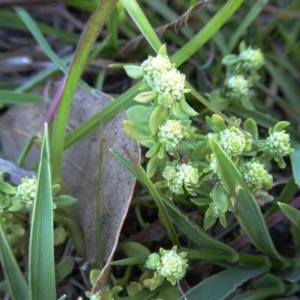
[0,87,139,287]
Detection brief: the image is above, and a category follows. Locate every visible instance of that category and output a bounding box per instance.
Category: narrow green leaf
[110,150,179,246]
[209,137,283,259]
[228,0,268,52]
[0,90,42,104]
[161,197,238,261]
[179,265,269,300]
[231,288,283,300]
[278,202,300,228]
[51,0,118,181]
[172,0,245,67]
[0,222,28,300]
[120,0,162,51]
[29,124,56,300]
[291,149,300,188]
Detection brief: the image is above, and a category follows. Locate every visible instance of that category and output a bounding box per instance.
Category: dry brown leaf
[0,87,139,287]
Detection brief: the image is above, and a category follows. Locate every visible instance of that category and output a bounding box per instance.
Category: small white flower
[157,247,188,285]
[225,75,250,99]
[162,163,199,195]
[158,119,189,152]
[264,131,293,157]
[219,127,251,156]
[141,54,173,88]
[155,69,187,108]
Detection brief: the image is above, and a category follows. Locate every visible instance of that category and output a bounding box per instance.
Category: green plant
[0,0,300,299]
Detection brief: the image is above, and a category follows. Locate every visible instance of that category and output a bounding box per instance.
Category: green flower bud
[239,161,273,191]
[157,246,188,285]
[145,253,162,270]
[219,127,252,156]
[141,54,173,88]
[162,163,199,195]
[263,130,293,157]
[225,75,250,100]
[155,69,187,108]
[239,48,264,71]
[16,176,37,209]
[158,119,189,153]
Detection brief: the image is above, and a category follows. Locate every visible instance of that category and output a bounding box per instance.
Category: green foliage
[0,0,300,299]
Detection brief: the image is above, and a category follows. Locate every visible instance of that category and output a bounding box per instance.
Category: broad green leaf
[0,221,28,300]
[244,118,258,141]
[273,121,290,132]
[179,265,269,300]
[123,120,150,141]
[209,136,283,260]
[53,195,78,208]
[149,105,168,134]
[124,65,143,79]
[122,242,151,258]
[0,181,16,194]
[55,257,75,284]
[126,105,152,125]
[29,124,56,300]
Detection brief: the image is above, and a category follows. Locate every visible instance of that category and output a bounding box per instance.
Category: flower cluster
[145,246,188,286]
[140,53,173,86]
[158,119,189,153]
[162,163,199,195]
[16,176,37,209]
[225,75,250,100]
[263,130,293,157]
[238,47,264,71]
[141,54,188,108]
[219,127,252,156]
[239,161,273,191]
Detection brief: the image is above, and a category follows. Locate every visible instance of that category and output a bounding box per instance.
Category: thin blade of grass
[0,90,42,104]
[161,197,238,261]
[0,222,28,300]
[120,0,162,52]
[179,265,269,300]
[29,124,56,300]
[15,8,69,74]
[209,136,283,260]
[172,0,245,67]
[110,149,179,246]
[227,0,269,52]
[51,0,118,181]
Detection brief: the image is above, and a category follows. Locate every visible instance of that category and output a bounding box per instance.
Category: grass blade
[228,0,268,52]
[51,0,118,181]
[29,124,56,300]
[0,90,42,104]
[0,222,28,300]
